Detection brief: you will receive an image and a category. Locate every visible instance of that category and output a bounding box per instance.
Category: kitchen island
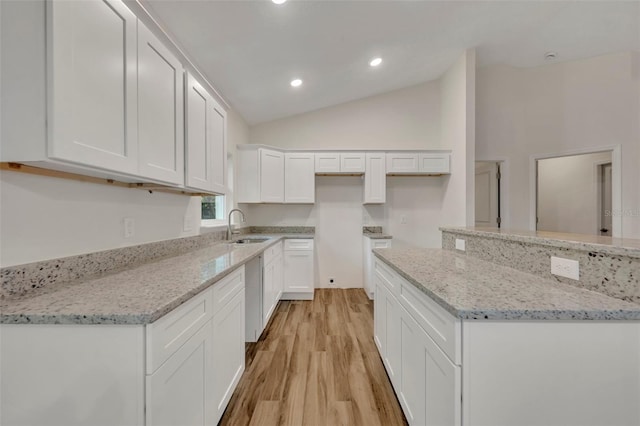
[372,246,640,426]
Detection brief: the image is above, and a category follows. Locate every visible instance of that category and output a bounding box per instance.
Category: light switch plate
[551,256,579,280]
[455,238,466,251]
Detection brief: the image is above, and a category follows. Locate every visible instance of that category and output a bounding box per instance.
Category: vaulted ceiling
[143,0,640,124]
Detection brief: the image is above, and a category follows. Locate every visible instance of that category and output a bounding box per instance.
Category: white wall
[537,152,611,235]
[245,51,476,287]
[250,79,442,150]
[0,108,249,267]
[440,49,476,228]
[476,51,640,238]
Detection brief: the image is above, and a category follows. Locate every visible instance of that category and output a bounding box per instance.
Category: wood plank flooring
[219,288,407,426]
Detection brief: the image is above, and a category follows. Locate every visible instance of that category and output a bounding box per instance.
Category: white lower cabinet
[146,320,212,426]
[283,239,315,300]
[398,304,461,426]
[363,236,392,299]
[263,242,283,326]
[211,289,245,424]
[0,267,246,426]
[374,257,640,426]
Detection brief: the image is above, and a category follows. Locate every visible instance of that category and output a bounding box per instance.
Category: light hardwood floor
[219,288,407,426]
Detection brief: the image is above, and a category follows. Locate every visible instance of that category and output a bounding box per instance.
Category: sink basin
[231,237,271,244]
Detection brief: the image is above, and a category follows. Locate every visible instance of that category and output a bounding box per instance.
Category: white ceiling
[143,0,640,125]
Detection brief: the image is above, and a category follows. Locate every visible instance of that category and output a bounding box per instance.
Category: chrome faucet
[227,208,246,240]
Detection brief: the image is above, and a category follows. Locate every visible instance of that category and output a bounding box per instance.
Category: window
[201,195,225,225]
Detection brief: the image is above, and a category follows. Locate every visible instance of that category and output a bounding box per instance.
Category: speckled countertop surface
[0,234,312,325]
[373,247,640,321]
[440,226,640,259]
[363,232,393,239]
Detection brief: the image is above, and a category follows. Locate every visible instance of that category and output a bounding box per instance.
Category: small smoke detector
[544,51,557,60]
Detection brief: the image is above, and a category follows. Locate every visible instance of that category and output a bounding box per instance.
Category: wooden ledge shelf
[0,163,212,197]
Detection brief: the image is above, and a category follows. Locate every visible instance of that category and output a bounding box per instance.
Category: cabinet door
[399,306,461,426]
[211,290,245,425]
[260,149,285,202]
[48,0,138,175]
[340,152,365,173]
[284,250,314,292]
[386,153,420,174]
[146,320,212,426]
[210,101,227,194]
[364,153,386,203]
[138,23,184,185]
[378,281,400,388]
[275,253,284,301]
[262,261,275,325]
[314,152,340,173]
[185,72,214,191]
[285,153,315,203]
[419,153,450,174]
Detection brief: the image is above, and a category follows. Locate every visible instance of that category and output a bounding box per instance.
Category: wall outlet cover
[455,238,466,251]
[551,256,580,280]
[123,217,135,238]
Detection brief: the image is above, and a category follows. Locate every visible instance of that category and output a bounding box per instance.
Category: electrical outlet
[455,238,465,251]
[551,256,579,280]
[400,215,407,225]
[123,217,135,238]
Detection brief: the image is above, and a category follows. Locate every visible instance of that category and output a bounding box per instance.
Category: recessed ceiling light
[272,0,287,4]
[544,51,557,60]
[369,57,382,67]
[290,79,302,87]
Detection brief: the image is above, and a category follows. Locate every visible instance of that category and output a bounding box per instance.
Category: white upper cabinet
[364,153,386,204]
[138,22,184,185]
[419,153,450,174]
[47,0,139,175]
[285,153,315,203]
[340,152,366,173]
[185,72,227,193]
[237,146,284,203]
[314,152,365,174]
[387,152,451,175]
[260,149,285,202]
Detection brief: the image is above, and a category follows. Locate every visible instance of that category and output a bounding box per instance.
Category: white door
[146,320,212,426]
[475,162,499,227]
[48,0,138,175]
[285,153,315,203]
[599,163,612,236]
[137,23,184,185]
[211,290,245,425]
[260,149,285,202]
[185,73,213,191]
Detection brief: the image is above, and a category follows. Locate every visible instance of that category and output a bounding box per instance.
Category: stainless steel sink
[231,237,271,244]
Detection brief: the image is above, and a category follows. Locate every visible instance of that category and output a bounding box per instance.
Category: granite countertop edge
[440,227,640,259]
[373,248,640,321]
[363,232,393,239]
[1,234,314,325]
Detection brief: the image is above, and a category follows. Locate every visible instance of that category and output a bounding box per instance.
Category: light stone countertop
[363,232,393,240]
[373,247,640,321]
[0,234,312,325]
[440,226,640,259]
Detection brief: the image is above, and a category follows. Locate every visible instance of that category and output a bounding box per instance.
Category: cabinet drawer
[263,241,283,265]
[371,239,391,249]
[146,288,213,374]
[398,277,460,365]
[374,258,399,295]
[212,266,245,312]
[284,239,314,251]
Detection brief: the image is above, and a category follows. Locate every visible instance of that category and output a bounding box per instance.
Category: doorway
[475,161,501,228]
[535,151,615,236]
